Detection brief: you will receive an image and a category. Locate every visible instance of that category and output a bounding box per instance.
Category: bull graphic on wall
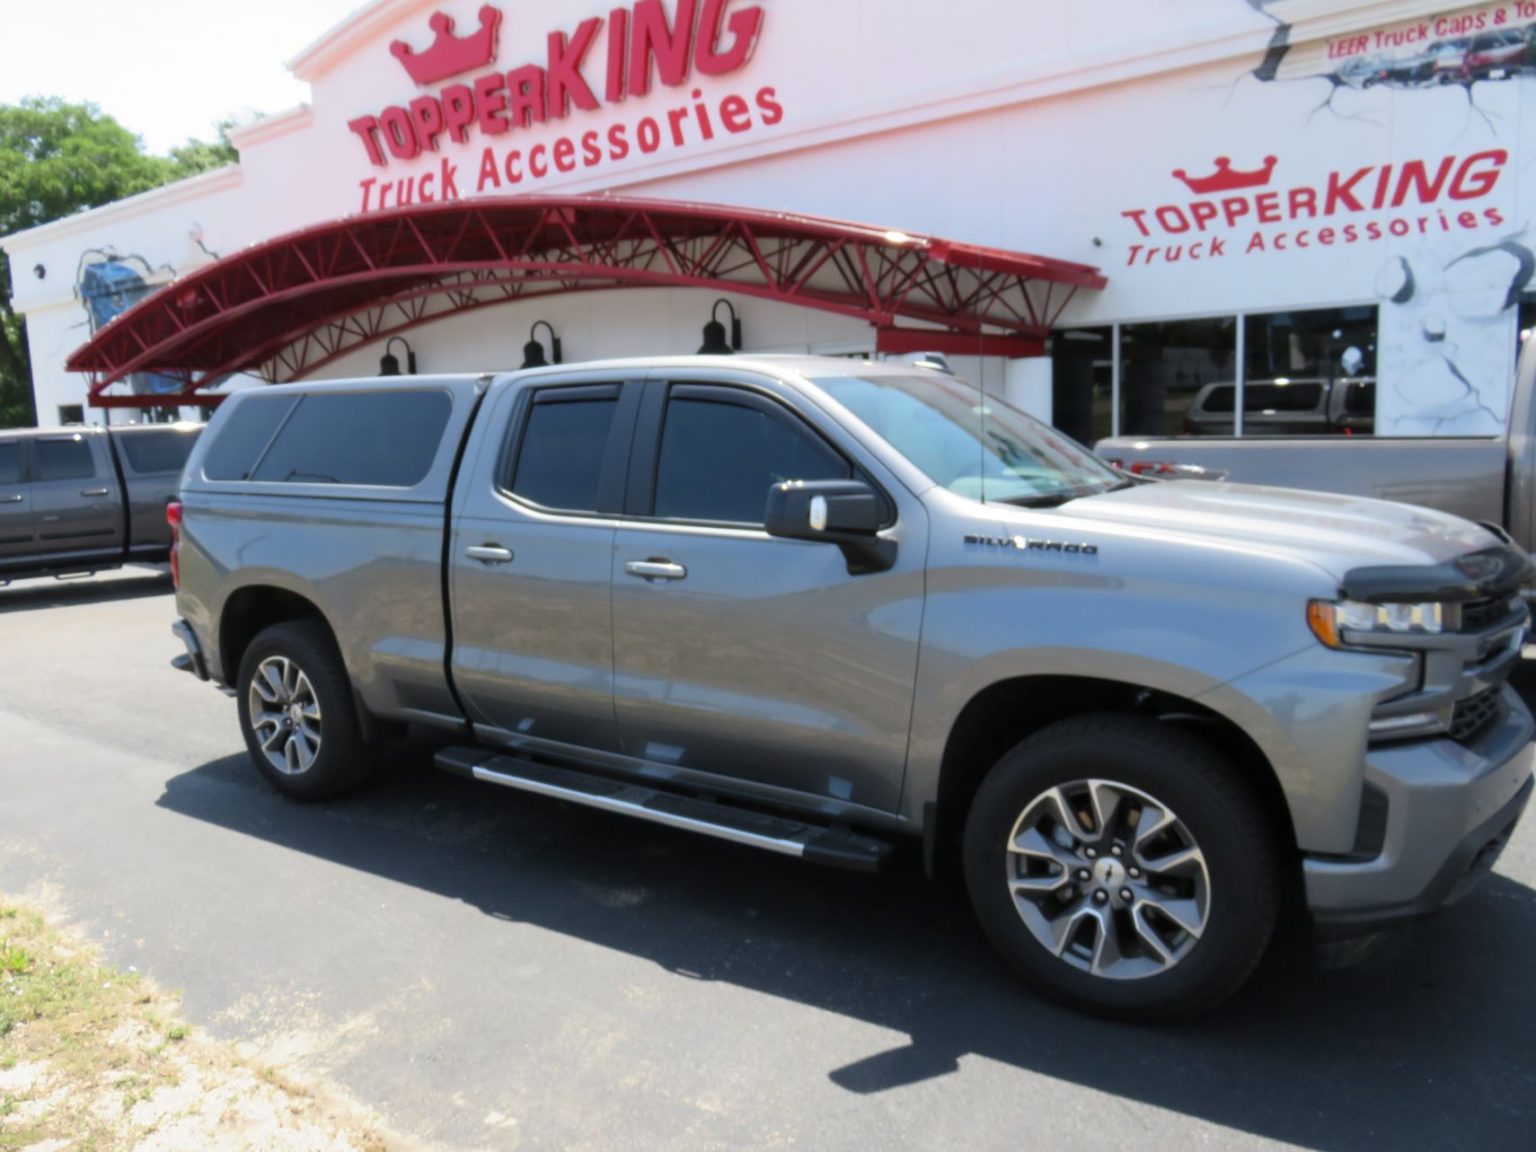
[75,254,184,397]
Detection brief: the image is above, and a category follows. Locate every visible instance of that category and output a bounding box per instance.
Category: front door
[0,440,34,567]
[449,379,638,755]
[29,434,119,562]
[610,381,926,814]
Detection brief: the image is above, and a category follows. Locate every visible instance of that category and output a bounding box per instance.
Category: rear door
[113,427,200,556]
[608,377,927,814]
[449,377,640,755]
[0,439,35,566]
[29,433,121,562]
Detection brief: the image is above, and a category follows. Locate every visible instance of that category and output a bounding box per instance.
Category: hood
[1050,480,1521,592]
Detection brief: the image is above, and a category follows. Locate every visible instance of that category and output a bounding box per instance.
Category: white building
[4,0,1535,446]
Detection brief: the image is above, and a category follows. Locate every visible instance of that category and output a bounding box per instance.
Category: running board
[435,747,892,872]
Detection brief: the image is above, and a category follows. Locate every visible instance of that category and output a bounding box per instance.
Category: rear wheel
[236,621,375,799]
[963,714,1279,1020]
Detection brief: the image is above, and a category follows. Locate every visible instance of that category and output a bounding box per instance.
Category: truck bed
[1095,435,1509,530]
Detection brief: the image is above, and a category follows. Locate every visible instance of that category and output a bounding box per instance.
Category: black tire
[962,714,1279,1021]
[235,620,375,800]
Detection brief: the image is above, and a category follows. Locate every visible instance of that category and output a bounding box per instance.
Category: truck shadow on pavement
[158,740,1536,1152]
[0,570,171,614]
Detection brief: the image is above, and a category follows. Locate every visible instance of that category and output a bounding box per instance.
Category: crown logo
[390,6,502,86]
[1171,156,1278,196]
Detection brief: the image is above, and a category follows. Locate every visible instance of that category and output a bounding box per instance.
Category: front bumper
[1305,688,1534,939]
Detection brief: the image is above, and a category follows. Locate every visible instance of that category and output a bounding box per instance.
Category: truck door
[608,380,926,814]
[28,434,120,564]
[0,439,34,567]
[448,379,639,755]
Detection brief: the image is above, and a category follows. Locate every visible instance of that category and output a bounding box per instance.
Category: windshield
[812,372,1124,506]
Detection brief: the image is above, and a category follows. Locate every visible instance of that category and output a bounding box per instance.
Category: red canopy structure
[67,195,1107,408]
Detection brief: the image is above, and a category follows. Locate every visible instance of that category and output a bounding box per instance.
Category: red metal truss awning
[67,194,1107,408]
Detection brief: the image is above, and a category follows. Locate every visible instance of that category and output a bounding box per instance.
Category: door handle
[81,488,110,497]
[465,544,515,564]
[0,495,22,504]
[624,559,688,582]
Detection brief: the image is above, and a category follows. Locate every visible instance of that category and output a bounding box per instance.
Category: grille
[1461,595,1519,633]
[1450,685,1504,745]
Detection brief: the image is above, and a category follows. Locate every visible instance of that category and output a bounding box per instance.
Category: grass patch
[0,896,386,1150]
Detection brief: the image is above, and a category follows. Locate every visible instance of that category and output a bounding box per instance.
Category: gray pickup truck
[1097,340,1536,557]
[0,423,200,584]
[169,357,1532,1019]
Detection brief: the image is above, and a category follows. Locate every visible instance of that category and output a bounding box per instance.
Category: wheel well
[932,676,1299,882]
[218,586,332,685]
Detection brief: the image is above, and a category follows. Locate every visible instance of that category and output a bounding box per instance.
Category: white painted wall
[4,0,1533,434]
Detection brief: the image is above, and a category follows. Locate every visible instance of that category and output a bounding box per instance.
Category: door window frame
[624,380,892,529]
[494,379,643,519]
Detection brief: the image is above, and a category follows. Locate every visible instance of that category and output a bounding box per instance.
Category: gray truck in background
[0,423,201,584]
[168,357,1532,1020]
[1097,337,1536,558]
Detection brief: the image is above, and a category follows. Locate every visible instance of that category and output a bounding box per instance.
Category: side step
[435,747,892,872]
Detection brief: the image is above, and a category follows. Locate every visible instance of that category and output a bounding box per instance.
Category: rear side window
[248,391,452,487]
[119,429,198,475]
[653,397,850,525]
[203,396,298,481]
[35,438,97,482]
[508,395,619,513]
[1245,383,1324,412]
[0,442,20,484]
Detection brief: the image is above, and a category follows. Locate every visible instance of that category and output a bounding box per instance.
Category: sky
[0,0,369,154]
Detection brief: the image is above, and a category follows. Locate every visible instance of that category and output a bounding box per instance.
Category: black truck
[0,424,200,584]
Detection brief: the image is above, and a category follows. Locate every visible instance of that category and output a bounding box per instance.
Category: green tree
[0,97,237,427]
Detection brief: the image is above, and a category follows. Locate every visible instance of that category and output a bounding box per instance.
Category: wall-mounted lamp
[698,298,742,355]
[33,264,45,280]
[522,320,563,369]
[379,336,416,376]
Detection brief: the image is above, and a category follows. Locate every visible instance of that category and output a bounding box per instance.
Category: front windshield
[813,372,1124,506]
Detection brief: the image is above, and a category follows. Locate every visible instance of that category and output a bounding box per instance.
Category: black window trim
[495,379,643,519]
[627,380,892,530]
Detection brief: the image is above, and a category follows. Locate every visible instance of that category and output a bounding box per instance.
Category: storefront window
[1118,317,1235,438]
[1051,326,1113,447]
[1242,306,1377,436]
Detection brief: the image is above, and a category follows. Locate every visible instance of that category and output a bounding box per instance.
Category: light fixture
[698,299,742,355]
[32,264,45,280]
[522,320,562,369]
[380,336,416,376]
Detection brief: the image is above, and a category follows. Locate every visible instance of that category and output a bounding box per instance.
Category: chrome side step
[435,747,891,872]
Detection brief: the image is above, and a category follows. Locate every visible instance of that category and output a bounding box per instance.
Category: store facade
[5,0,1536,443]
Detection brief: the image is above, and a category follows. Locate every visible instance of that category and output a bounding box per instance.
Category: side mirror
[765,480,896,574]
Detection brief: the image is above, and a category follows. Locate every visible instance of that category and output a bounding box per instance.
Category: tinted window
[1342,381,1376,415]
[653,397,850,524]
[509,397,619,512]
[35,438,97,482]
[1246,383,1324,412]
[0,443,20,485]
[250,391,452,487]
[203,395,298,481]
[119,429,198,475]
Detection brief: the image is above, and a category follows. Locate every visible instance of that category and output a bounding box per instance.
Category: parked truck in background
[168,358,1532,1020]
[0,424,201,585]
[1097,336,1536,561]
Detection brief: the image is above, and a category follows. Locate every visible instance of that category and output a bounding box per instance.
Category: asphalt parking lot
[1,568,1534,1151]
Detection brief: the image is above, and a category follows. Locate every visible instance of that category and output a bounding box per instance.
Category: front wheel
[963,715,1280,1020]
[236,621,375,800]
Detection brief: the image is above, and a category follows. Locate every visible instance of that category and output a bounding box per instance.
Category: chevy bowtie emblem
[965,533,1099,556]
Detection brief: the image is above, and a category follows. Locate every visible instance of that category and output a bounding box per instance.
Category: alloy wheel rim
[1005,778,1210,980]
[248,656,323,776]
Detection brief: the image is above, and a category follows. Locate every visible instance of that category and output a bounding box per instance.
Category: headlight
[1307,599,1448,648]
